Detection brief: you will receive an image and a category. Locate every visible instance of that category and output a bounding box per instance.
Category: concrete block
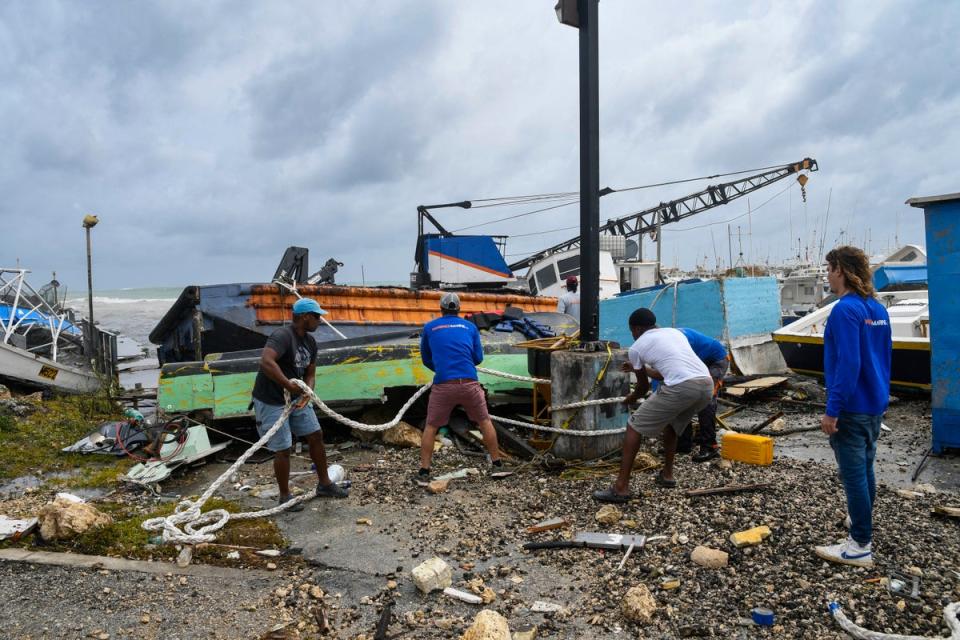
[411,557,452,594]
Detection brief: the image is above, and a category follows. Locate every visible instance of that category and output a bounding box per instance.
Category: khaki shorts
[628,377,714,438]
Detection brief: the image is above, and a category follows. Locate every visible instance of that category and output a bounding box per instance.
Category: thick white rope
[142,397,308,544]
[477,366,550,385]
[142,373,625,544]
[490,414,627,436]
[551,397,628,411]
[293,379,433,431]
[829,601,960,640]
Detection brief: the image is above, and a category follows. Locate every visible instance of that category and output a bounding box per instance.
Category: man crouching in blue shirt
[814,246,892,568]
[417,293,504,481]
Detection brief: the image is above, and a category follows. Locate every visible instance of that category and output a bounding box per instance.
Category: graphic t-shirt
[251,326,318,405]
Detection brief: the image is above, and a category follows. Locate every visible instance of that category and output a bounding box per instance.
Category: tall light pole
[82,214,99,344]
[556,0,600,342]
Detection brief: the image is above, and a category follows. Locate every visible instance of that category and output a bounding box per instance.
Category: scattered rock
[382,421,422,448]
[411,557,452,594]
[622,584,657,623]
[691,546,728,569]
[513,625,538,640]
[595,505,622,525]
[356,518,372,526]
[36,496,113,540]
[427,479,450,494]
[660,577,681,590]
[717,458,733,470]
[461,609,511,640]
[140,614,150,624]
[309,585,324,599]
[468,578,497,603]
[912,483,937,495]
[226,551,240,560]
[729,525,772,548]
[444,587,483,604]
[0,384,11,400]
[266,562,277,571]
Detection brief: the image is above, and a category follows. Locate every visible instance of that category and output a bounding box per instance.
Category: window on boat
[557,255,580,280]
[536,264,558,290]
[901,250,917,262]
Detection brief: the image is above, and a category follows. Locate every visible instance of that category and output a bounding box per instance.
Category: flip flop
[592,487,633,503]
[654,472,677,489]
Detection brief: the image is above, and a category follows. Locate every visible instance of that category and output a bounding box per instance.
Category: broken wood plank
[749,411,785,434]
[526,516,571,534]
[373,601,393,640]
[717,405,746,420]
[491,419,539,460]
[685,483,772,498]
[724,376,789,398]
[932,505,960,519]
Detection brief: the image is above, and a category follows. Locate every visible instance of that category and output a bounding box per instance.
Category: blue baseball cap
[292,298,327,316]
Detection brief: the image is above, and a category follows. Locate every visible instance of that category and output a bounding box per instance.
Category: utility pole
[727,224,733,272]
[655,216,662,284]
[555,0,600,340]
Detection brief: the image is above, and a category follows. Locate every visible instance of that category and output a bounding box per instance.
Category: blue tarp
[0,304,82,335]
[873,265,927,291]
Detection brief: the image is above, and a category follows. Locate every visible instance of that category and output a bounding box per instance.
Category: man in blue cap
[251,297,348,511]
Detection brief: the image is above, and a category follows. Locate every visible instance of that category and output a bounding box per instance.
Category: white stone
[411,557,452,594]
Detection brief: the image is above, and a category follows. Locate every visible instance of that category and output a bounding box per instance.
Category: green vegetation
[0,394,123,483]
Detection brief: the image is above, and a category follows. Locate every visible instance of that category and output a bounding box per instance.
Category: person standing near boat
[814,246,891,568]
[252,298,348,512]
[593,308,714,502]
[417,292,504,481]
[557,276,581,323]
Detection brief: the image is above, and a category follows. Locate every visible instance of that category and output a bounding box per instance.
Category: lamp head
[82,214,99,229]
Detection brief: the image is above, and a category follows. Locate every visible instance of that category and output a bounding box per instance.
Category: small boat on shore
[0,269,116,393]
[773,288,930,392]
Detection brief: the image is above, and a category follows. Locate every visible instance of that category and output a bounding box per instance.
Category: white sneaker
[814,536,874,568]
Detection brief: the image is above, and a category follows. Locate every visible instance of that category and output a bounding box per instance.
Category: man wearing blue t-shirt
[675,328,729,462]
[814,246,892,568]
[416,293,503,481]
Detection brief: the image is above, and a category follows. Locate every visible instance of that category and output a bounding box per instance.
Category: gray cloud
[0,0,956,291]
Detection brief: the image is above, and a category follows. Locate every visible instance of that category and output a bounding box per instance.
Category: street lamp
[82,214,99,341]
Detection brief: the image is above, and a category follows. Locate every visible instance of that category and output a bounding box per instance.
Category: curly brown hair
[825,245,875,298]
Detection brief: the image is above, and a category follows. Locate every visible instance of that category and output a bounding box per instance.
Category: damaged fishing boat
[0,268,117,393]
[156,311,577,421]
[150,244,557,365]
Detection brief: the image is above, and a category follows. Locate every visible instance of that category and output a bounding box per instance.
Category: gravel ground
[0,561,287,639]
[1,389,957,639]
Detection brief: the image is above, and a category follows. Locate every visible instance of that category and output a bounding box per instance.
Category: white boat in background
[773,289,930,392]
[0,269,115,393]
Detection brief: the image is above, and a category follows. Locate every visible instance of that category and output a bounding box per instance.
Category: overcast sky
[1,1,957,291]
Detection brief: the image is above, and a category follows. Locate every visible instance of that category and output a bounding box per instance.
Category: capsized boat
[156,312,578,421]
[0,269,116,393]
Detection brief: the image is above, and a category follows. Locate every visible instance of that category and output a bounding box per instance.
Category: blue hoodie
[420,315,484,383]
[823,293,892,417]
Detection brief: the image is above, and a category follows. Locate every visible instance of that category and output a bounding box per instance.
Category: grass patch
[0,394,122,482]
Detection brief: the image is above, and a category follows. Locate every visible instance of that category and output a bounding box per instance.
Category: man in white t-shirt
[594,308,715,503]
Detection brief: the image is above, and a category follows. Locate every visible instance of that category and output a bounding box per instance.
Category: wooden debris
[933,505,960,519]
[685,483,772,498]
[725,376,789,398]
[749,411,785,434]
[526,516,571,534]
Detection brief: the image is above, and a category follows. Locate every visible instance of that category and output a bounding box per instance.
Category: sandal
[654,472,677,489]
[592,487,633,503]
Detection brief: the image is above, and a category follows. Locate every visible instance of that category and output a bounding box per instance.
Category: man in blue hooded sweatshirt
[814,246,891,568]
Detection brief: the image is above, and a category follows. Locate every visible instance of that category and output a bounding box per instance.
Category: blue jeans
[829,412,882,545]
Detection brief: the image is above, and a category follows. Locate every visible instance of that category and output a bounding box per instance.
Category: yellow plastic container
[720,432,774,466]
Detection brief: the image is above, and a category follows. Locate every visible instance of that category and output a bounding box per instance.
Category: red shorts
[426,380,490,427]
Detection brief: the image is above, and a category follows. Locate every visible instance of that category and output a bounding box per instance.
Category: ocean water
[66,286,183,349]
